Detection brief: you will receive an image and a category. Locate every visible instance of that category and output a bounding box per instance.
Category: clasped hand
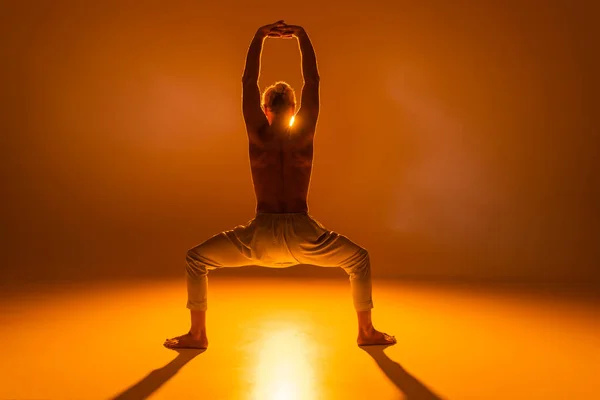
[259,20,303,39]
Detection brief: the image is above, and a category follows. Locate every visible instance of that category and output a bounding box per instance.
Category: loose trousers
[185,212,373,311]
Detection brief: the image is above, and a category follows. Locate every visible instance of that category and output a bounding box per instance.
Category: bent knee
[360,250,371,271]
[186,249,208,277]
[357,248,370,265]
[343,248,370,275]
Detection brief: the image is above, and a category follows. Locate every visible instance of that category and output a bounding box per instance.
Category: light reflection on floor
[251,320,317,400]
[1,277,599,399]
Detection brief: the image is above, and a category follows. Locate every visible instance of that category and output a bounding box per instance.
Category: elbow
[242,72,257,85]
[304,74,320,84]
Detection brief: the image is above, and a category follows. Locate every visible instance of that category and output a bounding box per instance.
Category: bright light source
[289,116,295,127]
[250,320,318,400]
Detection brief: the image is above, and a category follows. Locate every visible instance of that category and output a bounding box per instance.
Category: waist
[255,198,308,215]
[256,211,309,216]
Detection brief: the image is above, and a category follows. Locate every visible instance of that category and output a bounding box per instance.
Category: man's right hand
[277,25,305,38]
[258,20,287,38]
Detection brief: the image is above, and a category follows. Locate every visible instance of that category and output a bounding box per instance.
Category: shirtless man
[164,21,396,349]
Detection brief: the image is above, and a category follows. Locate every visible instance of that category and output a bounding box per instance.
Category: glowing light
[289,116,295,126]
[249,320,318,400]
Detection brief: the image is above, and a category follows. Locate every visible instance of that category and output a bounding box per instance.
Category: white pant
[185,212,373,311]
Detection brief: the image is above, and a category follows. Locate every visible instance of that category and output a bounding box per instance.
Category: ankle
[358,324,375,335]
[189,329,206,339]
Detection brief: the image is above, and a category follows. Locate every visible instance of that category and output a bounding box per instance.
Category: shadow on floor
[361,345,444,400]
[110,349,204,400]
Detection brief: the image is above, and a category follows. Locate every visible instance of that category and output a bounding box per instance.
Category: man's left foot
[164,332,208,349]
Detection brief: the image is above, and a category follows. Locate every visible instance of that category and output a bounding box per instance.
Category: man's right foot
[164,332,208,349]
[357,328,397,346]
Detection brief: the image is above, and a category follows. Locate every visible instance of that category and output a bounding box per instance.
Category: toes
[164,334,187,344]
[385,335,397,344]
[164,337,182,348]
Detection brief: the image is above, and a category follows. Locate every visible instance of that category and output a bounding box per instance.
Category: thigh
[287,216,366,268]
[187,225,257,269]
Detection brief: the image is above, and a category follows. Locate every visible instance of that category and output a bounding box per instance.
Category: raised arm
[285,26,320,128]
[242,21,286,134]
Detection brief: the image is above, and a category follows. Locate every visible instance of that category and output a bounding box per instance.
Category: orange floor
[1,277,598,399]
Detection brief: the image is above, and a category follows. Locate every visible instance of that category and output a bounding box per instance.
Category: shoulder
[289,122,315,148]
[247,122,275,146]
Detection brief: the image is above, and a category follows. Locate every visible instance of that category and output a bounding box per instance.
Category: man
[164,21,396,349]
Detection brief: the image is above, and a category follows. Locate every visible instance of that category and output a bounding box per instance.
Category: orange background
[1,1,597,282]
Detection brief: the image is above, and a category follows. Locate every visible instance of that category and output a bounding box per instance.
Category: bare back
[248,122,314,213]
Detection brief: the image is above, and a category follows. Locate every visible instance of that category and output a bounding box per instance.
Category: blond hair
[262,81,296,113]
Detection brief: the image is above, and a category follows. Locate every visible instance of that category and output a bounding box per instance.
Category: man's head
[262,81,296,124]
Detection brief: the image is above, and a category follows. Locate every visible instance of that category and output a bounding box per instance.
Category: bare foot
[357,328,397,346]
[164,332,208,349]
